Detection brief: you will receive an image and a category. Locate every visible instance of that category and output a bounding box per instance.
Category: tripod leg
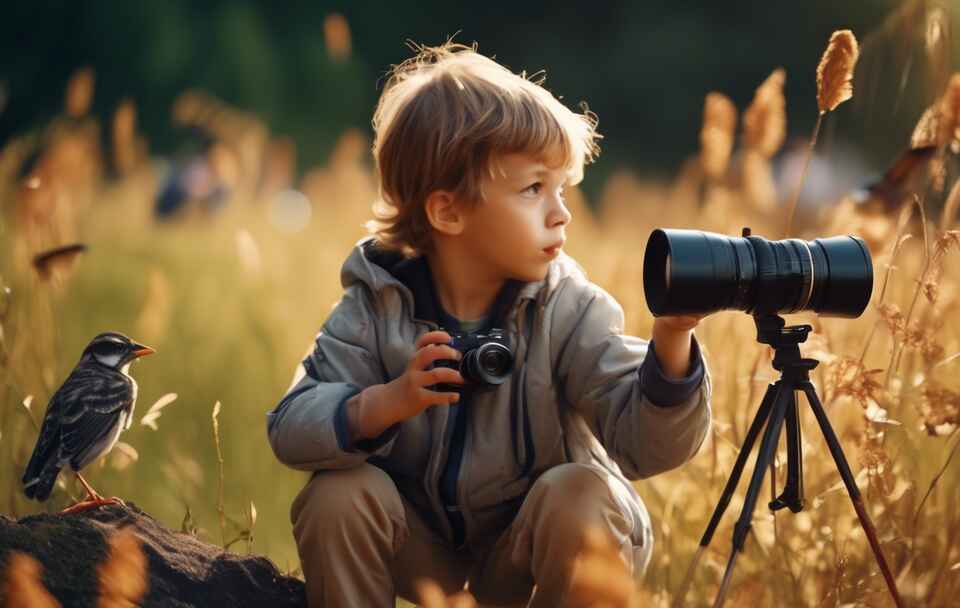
[800,382,905,608]
[672,383,778,608]
[731,382,790,553]
[699,382,778,547]
[770,389,804,513]
[713,382,791,608]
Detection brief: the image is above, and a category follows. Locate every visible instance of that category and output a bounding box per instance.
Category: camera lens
[643,228,873,318]
[463,343,513,386]
[481,349,508,373]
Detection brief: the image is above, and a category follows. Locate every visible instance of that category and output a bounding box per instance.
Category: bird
[22,331,155,513]
[852,145,937,214]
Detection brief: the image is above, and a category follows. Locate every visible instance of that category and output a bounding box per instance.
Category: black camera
[643,227,874,318]
[430,328,514,391]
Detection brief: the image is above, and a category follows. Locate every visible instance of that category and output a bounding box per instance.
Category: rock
[0,502,305,608]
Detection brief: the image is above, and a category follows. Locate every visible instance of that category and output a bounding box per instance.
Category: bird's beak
[131,343,156,358]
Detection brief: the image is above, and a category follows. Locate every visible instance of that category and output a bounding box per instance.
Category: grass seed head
[323,13,352,62]
[912,104,943,149]
[66,67,95,117]
[700,92,737,180]
[918,384,960,435]
[816,30,859,114]
[937,74,960,148]
[923,229,960,304]
[743,68,787,158]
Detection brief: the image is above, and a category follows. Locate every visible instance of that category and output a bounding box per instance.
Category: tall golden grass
[2,31,959,608]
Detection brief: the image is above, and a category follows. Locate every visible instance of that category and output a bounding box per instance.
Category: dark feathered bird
[852,145,937,213]
[22,332,154,511]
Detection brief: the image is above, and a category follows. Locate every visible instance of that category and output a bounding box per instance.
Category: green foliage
[0,0,938,180]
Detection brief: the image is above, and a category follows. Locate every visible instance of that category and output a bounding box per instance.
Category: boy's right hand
[388,330,466,419]
[348,331,466,441]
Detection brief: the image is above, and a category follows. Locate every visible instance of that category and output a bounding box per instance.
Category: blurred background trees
[3,0,952,197]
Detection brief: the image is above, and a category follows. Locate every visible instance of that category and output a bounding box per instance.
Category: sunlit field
[3,27,960,608]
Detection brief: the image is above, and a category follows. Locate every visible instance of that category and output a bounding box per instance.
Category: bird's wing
[22,387,70,487]
[56,366,134,470]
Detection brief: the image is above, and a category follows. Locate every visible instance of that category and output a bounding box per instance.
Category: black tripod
[676,314,904,608]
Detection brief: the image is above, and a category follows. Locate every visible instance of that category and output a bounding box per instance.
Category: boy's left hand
[651,314,707,379]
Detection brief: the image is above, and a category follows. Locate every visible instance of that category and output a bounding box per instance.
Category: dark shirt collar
[391,255,523,333]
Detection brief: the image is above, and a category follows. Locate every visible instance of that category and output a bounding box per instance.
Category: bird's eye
[93,341,122,357]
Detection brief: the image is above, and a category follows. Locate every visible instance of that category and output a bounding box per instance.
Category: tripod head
[754,314,819,376]
[754,313,809,346]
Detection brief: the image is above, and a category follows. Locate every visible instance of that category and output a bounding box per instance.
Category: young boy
[267,42,711,608]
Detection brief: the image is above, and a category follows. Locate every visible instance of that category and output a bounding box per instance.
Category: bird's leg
[60,472,125,514]
[75,471,104,501]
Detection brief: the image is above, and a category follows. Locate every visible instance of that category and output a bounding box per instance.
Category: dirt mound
[0,502,305,607]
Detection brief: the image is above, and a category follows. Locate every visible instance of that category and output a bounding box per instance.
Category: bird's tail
[22,434,62,501]
[22,464,61,501]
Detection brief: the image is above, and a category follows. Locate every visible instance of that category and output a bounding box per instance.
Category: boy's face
[459,150,572,282]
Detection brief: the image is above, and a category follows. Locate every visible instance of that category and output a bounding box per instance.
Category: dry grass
[816,30,860,115]
[2,28,960,608]
[699,92,737,184]
[96,528,148,608]
[741,68,786,214]
[2,552,61,608]
[785,29,861,238]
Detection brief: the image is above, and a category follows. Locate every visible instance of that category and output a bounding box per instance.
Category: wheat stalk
[857,205,914,375]
[212,400,225,547]
[784,30,859,237]
[940,175,960,232]
[912,429,960,533]
[888,197,931,386]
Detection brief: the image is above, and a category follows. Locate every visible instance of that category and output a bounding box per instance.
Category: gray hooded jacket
[267,236,712,552]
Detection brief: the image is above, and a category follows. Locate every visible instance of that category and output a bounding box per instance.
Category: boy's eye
[523,182,542,195]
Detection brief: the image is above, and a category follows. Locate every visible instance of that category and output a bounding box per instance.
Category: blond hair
[366,41,601,257]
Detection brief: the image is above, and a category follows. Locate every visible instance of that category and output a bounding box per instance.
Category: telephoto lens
[643,227,874,318]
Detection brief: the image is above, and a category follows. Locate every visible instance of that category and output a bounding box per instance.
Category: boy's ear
[425,190,467,236]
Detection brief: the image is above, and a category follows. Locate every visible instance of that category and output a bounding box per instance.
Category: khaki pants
[291,462,652,608]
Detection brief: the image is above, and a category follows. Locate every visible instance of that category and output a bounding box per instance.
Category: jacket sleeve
[553,281,712,480]
[266,284,401,471]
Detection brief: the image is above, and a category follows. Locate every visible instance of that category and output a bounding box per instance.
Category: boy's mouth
[543,240,564,256]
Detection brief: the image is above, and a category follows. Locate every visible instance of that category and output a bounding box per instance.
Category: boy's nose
[549,197,572,227]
